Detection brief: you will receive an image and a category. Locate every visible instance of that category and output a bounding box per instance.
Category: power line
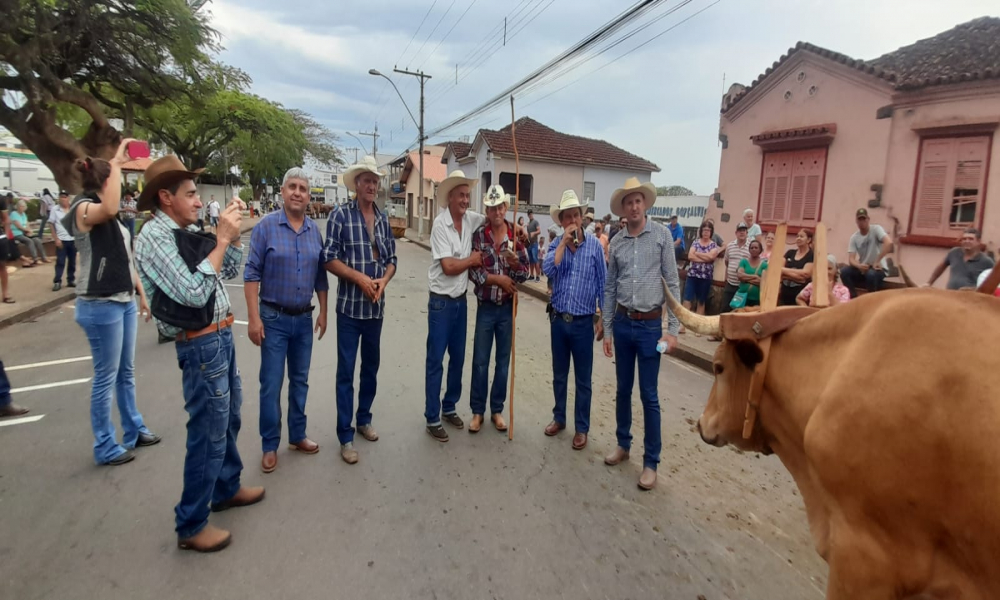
[408,0,458,68]
[371,0,440,124]
[417,0,483,70]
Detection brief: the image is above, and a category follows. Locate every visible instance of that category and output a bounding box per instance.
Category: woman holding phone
[67,138,159,466]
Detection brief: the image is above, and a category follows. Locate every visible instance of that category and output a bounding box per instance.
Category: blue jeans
[123,218,136,242]
[612,313,663,470]
[424,294,467,426]
[174,328,243,539]
[258,304,314,452]
[550,315,594,433]
[470,301,513,416]
[54,240,76,284]
[841,265,886,298]
[74,298,150,464]
[0,360,11,408]
[336,313,383,444]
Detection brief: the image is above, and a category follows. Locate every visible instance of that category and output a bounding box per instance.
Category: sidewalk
[0,217,260,331]
[403,228,717,373]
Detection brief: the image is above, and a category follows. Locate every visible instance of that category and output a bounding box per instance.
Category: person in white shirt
[49,191,77,291]
[207,196,221,232]
[424,170,483,442]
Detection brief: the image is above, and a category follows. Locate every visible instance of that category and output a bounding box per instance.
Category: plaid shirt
[469,222,529,304]
[244,210,329,309]
[135,210,243,337]
[603,219,681,337]
[321,201,397,320]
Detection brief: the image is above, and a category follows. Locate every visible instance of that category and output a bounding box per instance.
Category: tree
[0,0,219,192]
[655,185,695,196]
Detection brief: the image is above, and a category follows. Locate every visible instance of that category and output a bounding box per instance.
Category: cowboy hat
[609,177,656,218]
[436,169,477,206]
[342,155,385,193]
[137,155,203,212]
[482,184,509,208]
[550,189,588,221]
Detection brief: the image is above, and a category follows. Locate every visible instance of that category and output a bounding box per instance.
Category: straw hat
[550,189,588,220]
[609,177,656,218]
[436,169,477,206]
[342,155,385,193]
[137,155,203,212]
[482,184,509,208]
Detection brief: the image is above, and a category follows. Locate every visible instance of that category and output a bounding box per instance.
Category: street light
[345,131,367,151]
[370,67,432,240]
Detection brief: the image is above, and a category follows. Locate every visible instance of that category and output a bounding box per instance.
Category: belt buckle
[561,313,573,323]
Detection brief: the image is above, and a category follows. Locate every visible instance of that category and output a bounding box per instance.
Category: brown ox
[666,286,1000,600]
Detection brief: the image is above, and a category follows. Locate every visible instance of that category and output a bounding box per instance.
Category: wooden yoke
[811,223,830,308]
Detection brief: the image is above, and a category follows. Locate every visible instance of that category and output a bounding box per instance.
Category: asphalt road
[0,231,827,600]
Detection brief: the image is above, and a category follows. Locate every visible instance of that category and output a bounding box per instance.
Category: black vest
[150,229,218,331]
[65,193,133,297]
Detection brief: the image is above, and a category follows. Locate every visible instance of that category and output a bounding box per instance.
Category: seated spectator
[779,229,814,306]
[736,239,768,308]
[10,199,49,265]
[841,208,891,297]
[797,255,850,306]
[925,228,994,290]
[742,208,763,245]
[977,268,1000,297]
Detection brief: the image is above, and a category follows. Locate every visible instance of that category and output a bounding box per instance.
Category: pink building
[709,17,999,286]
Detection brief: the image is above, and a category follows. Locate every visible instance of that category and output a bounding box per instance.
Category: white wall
[582,166,653,222]
[1,155,57,195]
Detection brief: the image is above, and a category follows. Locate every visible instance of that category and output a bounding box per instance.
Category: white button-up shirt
[428,208,486,298]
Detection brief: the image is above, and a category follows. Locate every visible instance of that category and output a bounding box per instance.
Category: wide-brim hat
[137,155,203,212]
[550,189,588,221]
[482,184,509,208]
[610,177,656,218]
[342,155,385,193]
[436,169,477,206]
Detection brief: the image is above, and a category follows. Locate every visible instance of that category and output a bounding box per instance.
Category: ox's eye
[713,363,724,375]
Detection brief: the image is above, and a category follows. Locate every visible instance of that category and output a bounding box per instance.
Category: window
[757,147,826,228]
[583,181,596,204]
[910,136,990,239]
[498,172,532,204]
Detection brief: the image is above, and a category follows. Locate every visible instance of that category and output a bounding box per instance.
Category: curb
[0,221,260,331]
[402,233,713,374]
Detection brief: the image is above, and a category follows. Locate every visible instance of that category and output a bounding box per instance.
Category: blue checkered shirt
[542,234,606,316]
[244,210,329,309]
[321,201,397,320]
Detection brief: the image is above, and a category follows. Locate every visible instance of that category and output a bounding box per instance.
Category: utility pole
[393,68,432,240]
[359,124,379,157]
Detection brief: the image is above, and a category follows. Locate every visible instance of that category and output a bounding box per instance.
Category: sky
[205,0,998,196]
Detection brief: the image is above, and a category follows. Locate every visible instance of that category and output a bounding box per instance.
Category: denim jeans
[54,240,76,284]
[174,328,243,539]
[840,265,886,298]
[550,314,594,433]
[123,218,136,242]
[612,313,663,470]
[470,301,513,416]
[74,298,150,464]
[424,294,467,426]
[258,303,314,452]
[336,313,383,444]
[0,360,11,408]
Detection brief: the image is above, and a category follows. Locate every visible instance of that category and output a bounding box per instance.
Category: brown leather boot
[289,438,319,454]
[178,524,232,553]
[638,467,657,491]
[211,486,265,512]
[604,447,629,466]
[468,414,483,434]
[543,421,565,436]
[261,451,277,473]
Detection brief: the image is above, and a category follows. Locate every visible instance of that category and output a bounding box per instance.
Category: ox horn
[662,277,720,337]
[897,265,918,288]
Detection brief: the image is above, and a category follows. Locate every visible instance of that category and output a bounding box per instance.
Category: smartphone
[126,141,150,160]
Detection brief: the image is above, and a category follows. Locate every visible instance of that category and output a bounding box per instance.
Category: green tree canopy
[655,185,695,196]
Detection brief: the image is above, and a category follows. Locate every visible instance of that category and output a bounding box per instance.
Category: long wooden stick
[508,95,520,441]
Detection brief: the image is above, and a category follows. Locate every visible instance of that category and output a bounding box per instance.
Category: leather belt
[429,291,466,301]
[616,304,662,320]
[176,314,235,342]
[261,300,314,316]
[552,311,592,323]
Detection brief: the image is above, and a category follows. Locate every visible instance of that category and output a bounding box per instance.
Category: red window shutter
[759,148,824,226]
[759,153,793,223]
[911,139,954,237]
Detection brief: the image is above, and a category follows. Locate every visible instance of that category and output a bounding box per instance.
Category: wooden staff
[507,95,521,441]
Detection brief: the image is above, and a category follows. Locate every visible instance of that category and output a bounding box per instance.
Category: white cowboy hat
[609,177,656,218]
[436,169,478,206]
[342,155,385,193]
[550,189,588,221]
[482,184,509,208]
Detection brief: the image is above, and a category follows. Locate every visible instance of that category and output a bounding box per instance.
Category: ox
[666,286,1000,600]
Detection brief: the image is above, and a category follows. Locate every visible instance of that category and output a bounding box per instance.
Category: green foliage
[238,187,253,204]
[655,185,695,196]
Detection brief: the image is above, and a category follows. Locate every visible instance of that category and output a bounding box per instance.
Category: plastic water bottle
[655,340,668,354]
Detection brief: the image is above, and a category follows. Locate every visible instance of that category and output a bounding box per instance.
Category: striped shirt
[603,219,681,336]
[321,200,397,320]
[542,234,606,316]
[724,238,752,286]
[135,210,242,337]
[244,209,329,309]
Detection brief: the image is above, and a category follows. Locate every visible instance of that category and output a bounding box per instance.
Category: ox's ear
[734,340,764,370]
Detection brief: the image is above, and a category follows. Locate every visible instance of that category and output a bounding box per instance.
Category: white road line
[11,378,92,394]
[234,320,248,325]
[7,355,92,371]
[0,414,45,427]
[224,284,244,288]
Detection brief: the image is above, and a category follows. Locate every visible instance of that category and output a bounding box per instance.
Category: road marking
[234,320,248,325]
[7,355,92,371]
[224,284,244,288]
[0,414,45,427]
[11,378,92,394]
